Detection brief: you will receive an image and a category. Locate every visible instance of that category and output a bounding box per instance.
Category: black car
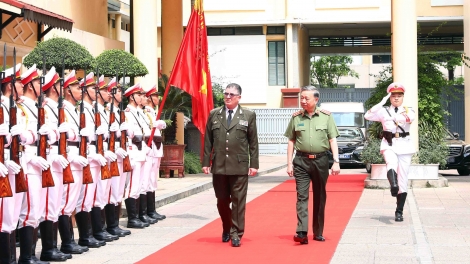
[328,127,365,167]
[444,129,470,175]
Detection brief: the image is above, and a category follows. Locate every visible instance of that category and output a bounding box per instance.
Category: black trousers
[212,174,248,239]
[293,155,329,236]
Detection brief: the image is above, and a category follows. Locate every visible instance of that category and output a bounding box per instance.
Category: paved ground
[28,156,470,263]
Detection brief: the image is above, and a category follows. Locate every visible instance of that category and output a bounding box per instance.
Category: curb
[121,163,288,217]
[364,176,449,189]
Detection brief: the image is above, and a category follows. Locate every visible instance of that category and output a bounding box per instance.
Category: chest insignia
[297,123,304,127]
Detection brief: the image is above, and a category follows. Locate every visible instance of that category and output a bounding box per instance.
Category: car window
[337,127,364,141]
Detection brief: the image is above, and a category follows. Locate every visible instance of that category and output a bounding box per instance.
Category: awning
[0,0,73,32]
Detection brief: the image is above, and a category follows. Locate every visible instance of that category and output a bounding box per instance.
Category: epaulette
[320,109,331,115]
[125,107,130,112]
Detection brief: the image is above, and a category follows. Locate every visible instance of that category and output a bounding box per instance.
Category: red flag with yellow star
[158,0,213,138]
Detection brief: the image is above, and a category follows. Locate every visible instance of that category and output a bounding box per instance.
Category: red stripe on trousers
[81,184,88,212]
[23,175,30,227]
[62,184,70,215]
[45,187,49,220]
[127,171,133,198]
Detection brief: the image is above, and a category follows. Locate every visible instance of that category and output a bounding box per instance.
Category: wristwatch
[333,158,340,163]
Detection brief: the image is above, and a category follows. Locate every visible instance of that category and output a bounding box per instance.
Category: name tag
[239,120,248,126]
[297,123,304,127]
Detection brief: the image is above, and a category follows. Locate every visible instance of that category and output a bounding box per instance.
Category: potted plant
[358,137,385,178]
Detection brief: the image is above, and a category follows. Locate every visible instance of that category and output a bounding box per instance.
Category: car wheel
[365,163,371,173]
[457,167,470,176]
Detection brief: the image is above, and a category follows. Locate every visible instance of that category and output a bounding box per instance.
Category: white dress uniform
[142,106,164,193]
[0,94,24,233]
[107,102,127,205]
[75,100,101,213]
[364,102,416,194]
[61,100,83,216]
[124,104,147,199]
[93,102,112,209]
[17,95,49,228]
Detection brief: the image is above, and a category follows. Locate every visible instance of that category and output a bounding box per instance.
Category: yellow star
[200,69,207,95]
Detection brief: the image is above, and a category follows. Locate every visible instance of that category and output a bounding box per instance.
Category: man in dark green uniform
[284,86,340,245]
[202,83,259,248]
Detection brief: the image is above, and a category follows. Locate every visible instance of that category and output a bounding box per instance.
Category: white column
[133,0,158,90]
[464,0,470,142]
[391,0,418,150]
[115,14,122,42]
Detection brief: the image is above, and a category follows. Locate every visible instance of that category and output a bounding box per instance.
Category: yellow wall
[416,0,463,16]
[20,0,109,37]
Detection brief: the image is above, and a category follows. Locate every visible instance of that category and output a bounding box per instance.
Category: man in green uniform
[202,83,259,248]
[284,86,340,245]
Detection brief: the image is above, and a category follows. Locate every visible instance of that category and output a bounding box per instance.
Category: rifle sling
[19,102,38,120]
[64,108,79,128]
[383,107,406,134]
[1,103,9,115]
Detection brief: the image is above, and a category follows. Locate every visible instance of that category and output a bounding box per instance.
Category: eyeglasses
[223,92,240,98]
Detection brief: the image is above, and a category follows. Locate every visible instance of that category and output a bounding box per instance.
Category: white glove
[39,124,57,144]
[30,156,50,171]
[120,122,129,131]
[115,148,128,159]
[10,125,29,143]
[130,160,136,169]
[104,151,117,162]
[0,123,10,136]
[153,120,166,130]
[0,162,8,177]
[79,127,91,137]
[95,125,108,137]
[5,160,21,175]
[109,122,119,132]
[71,155,88,167]
[370,93,391,113]
[88,153,107,166]
[52,155,69,169]
[143,145,151,155]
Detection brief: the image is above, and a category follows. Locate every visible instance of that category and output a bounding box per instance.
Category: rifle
[0,43,13,198]
[10,48,27,193]
[79,70,93,184]
[95,69,111,180]
[107,73,119,177]
[39,55,54,188]
[120,72,132,172]
[58,56,73,184]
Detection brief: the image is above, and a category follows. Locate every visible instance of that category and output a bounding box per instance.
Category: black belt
[89,141,96,146]
[295,151,328,159]
[68,142,79,148]
[382,131,410,138]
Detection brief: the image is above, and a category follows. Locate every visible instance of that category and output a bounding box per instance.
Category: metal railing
[309,35,463,47]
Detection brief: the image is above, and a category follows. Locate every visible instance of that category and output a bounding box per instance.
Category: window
[372,55,391,64]
[267,26,285,35]
[268,41,285,86]
[207,27,263,36]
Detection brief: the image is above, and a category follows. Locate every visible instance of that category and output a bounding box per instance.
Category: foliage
[184,151,203,174]
[310,55,359,88]
[359,137,385,164]
[95,49,148,77]
[416,121,449,168]
[23,37,94,72]
[211,76,226,108]
[158,74,192,144]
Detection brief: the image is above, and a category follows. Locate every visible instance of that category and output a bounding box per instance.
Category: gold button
[226,155,228,157]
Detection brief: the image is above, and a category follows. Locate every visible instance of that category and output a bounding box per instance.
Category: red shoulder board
[320,109,331,115]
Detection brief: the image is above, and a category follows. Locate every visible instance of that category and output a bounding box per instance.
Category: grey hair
[301,85,320,98]
[226,83,242,95]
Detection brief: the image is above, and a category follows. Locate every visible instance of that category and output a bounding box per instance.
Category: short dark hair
[301,85,320,98]
[226,83,242,95]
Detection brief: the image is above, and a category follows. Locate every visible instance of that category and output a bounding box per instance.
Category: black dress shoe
[222,233,230,242]
[313,235,325,241]
[395,211,403,222]
[294,232,308,244]
[231,238,240,247]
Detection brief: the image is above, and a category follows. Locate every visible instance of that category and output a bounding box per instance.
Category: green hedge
[184,151,203,174]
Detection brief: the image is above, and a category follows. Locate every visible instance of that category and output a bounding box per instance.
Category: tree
[23,37,94,71]
[310,55,359,88]
[95,49,148,77]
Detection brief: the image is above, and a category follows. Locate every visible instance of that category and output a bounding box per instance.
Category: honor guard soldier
[74,72,108,248]
[40,67,73,261]
[364,82,416,222]
[19,64,58,263]
[142,85,166,221]
[92,75,119,242]
[58,70,90,254]
[104,77,131,237]
[123,83,150,229]
[0,64,24,264]
[285,86,340,245]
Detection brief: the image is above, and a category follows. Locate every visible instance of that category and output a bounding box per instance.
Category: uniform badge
[297,123,304,127]
[239,120,248,126]
[214,121,217,124]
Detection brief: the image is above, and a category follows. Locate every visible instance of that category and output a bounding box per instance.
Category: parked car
[328,127,365,168]
[444,129,470,175]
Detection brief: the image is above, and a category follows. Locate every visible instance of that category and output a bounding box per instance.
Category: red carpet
[137,174,367,264]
